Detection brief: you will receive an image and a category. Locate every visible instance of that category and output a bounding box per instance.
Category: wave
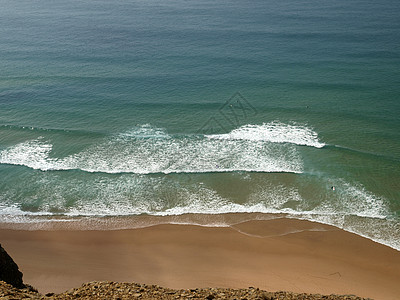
[207,122,325,148]
[325,144,400,162]
[0,124,106,138]
[0,124,72,135]
[0,172,397,250]
[0,173,388,219]
[0,123,312,174]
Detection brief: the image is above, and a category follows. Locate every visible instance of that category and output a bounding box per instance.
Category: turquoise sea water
[0,0,399,249]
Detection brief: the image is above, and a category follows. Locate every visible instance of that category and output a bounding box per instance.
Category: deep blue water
[0,0,399,249]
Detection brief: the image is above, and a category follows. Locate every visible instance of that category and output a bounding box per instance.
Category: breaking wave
[0,123,324,174]
[207,122,325,148]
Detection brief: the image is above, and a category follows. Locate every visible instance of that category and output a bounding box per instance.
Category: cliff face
[0,244,24,289]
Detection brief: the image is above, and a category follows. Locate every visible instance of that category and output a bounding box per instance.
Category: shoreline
[1,218,400,300]
[1,213,399,252]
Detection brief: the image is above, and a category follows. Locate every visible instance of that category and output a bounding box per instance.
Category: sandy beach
[1,217,400,300]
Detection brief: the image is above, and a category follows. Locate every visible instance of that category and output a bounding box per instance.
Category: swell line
[325,144,400,162]
[0,124,105,137]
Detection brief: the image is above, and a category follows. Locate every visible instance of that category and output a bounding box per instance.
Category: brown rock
[0,280,371,300]
[0,244,24,289]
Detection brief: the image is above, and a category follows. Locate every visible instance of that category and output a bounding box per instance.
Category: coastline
[1,217,400,300]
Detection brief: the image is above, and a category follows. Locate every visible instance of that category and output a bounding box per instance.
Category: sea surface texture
[0,0,399,249]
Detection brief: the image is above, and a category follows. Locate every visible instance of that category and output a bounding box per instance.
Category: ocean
[0,0,399,250]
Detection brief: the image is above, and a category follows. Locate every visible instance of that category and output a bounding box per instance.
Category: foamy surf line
[0,123,323,174]
[0,123,325,174]
[1,193,397,251]
[207,122,326,148]
[0,174,396,252]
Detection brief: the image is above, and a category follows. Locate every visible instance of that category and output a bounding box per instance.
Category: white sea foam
[0,172,398,250]
[207,122,325,148]
[0,172,389,221]
[0,124,304,174]
[0,138,58,170]
[118,124,171,139]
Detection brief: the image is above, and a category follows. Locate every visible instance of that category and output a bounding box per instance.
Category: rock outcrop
[0,280,371,300]
[0,244,24,289]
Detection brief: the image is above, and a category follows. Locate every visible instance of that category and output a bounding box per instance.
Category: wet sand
[1,218,399,300]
